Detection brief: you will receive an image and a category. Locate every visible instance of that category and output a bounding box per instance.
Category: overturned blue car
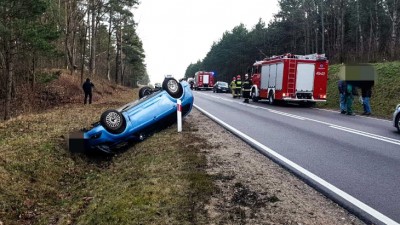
[70,76,194,154]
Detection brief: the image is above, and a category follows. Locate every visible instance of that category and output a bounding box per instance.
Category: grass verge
[0,87,213,225]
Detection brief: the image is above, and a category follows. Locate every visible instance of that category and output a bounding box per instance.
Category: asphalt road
[192,91,400,225]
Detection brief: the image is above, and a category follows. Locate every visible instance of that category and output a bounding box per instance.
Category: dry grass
[0,73,213,225]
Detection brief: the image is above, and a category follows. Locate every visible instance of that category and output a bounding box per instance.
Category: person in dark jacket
[361,84,372,115]
[82,78,95,104]
[242,74,252,103]
[345,82,355,115]
[338,80,347,114]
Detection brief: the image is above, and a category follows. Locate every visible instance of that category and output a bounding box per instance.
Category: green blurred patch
[36,70,61,84]
[318,61,400,118]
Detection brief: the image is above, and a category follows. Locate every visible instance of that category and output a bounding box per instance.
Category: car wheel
[251,90,258,102]
[396,113,400,133]
[268,91,275,105]
[100,110,126,134]
[139,86,153,99]
[163,77,183,98]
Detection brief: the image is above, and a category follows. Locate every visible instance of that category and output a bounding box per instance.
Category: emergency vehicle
[250,53,328,105]
[194,71,214,90]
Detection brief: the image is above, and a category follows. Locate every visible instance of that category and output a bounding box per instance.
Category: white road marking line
[314,108,391,122]
[268,110,306,120]
[194,104,400,225]
[330,125,400,146]
[195,92,400,146]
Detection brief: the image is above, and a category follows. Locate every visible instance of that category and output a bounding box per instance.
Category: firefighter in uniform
[230,76,236,98]
[242,74,252,103]
[235,75,242,98]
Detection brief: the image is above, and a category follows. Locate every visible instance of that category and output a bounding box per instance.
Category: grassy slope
[318,61,400,118]
[1,61,399,224]
[0,74,213,225]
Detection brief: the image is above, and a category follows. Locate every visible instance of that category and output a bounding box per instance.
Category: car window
[219,82,228,87]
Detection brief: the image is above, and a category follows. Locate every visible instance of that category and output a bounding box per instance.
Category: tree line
[185,0,399,82]
[0,0,147,120]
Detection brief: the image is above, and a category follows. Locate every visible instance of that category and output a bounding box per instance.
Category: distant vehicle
[250,53,328,106]
[81,77,194,153]
[194,71,214,90]
[393,104,400,133]
[213,81,229,93]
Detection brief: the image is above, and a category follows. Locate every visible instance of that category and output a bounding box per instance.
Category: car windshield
[219,82,228,87]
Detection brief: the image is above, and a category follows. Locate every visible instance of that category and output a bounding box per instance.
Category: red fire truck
[194,71,214,90]
[250,53,328,105]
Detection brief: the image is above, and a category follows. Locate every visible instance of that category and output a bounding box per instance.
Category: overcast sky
[133,0,279,83]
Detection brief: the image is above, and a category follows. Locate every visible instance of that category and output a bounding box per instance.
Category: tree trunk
[368,8,373,61]
[31,56,36,90]
[115,22,121,84]
[89,0,96,76]
[340,0,345,62]
[106,9,113,81]
[4,37,15,120]
[357,0,364,59]
[375,0,380,59]
[320,0,325,53]
[81,24,87,84]
[385,0,399,59]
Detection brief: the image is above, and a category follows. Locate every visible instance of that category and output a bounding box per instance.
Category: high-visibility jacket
[235,80,242,88]
[230,80,236,89]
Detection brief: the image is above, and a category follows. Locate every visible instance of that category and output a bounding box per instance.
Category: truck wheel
[395,114,400,133]
[139,87,152,99]
[268,92,275,105]
[251,90,258,102]
[163,77,183,98]
[100,110,126,134]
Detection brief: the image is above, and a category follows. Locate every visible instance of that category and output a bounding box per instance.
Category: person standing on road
[235,75,242,98]
[242,74,252,103]
[230,76,236,98]
[82,78,95,104]
[345,82,355,115]
[361,84,372,115]
[338,80,347,114]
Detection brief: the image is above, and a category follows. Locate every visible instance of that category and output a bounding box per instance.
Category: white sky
[133,0,280,83]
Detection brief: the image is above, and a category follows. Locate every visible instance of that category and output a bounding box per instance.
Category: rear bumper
[282,97,326,103]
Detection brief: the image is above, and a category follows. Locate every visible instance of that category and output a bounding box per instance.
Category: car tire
[251,89,258,102]
[100,110,126,134]
[396,113,400,133]
[139,86,153,99]
[268,91,275,105]
[163,77,183,98]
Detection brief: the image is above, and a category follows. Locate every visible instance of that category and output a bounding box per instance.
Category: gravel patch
[187,108,365,225]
